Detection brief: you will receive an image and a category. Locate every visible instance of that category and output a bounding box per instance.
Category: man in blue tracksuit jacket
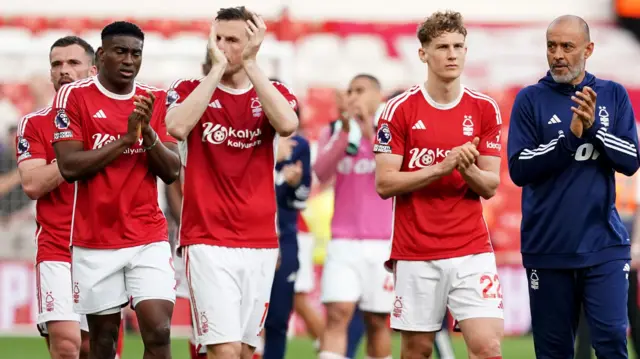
[507,15,640,359]
[263,131,312,359]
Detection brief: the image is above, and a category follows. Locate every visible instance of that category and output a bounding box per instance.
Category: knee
[592,324,628,351]
[209,342,242,359]
[142,324,171,349]
[325,305,352,329]
[467,338,501,358]
[265,314,288,335]
[91,327,119,358]
[402,336,434,359]
[365,313,390,333]
[50,336,81,359]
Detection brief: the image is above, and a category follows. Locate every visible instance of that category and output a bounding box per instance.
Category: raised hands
[282,160,303,186]
[126,90,156,145]
[570,86,597,138]
[208,21,228,68]
[241,12,267,64]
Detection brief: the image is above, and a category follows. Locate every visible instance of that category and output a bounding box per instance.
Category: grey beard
[551,62,585,84]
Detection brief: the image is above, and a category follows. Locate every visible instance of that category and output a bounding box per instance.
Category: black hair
[101,21,145,42]
[50,36,96,65]
[216,6,253,21]
[353,74,381,89]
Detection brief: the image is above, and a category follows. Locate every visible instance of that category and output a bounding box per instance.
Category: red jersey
[167,80,298,249]
[51,77,176,249]
[15,106,74,263]
[373,84,502,262]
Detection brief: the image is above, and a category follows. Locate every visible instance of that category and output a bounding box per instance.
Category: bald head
[545,15,594,85]
[548,15,590,42]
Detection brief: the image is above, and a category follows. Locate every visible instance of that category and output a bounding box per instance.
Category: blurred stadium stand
[0,0,639,337]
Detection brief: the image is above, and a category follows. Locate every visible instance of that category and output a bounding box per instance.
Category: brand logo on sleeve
[54,110,70,130]
[166,90,180,107]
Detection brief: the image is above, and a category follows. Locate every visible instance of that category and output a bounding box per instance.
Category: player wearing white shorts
[314,74,394,359]
[52,21,181,359]
[165,6,299,359]
[16,36,96,359]
[373,11,504,359]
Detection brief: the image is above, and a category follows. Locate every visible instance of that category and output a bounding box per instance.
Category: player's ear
[418,46,428,64]
[89,65,98,77]
[584,41,594,60]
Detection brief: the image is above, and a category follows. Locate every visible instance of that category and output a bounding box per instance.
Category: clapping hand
[282,161,303,186]
[208,21,228,68]
[438,137,480,175]
[570,86,597,137]
[241,12,267,64]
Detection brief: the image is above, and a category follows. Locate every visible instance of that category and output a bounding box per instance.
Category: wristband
[144,132,159,151]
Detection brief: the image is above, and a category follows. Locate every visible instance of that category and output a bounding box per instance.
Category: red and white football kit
[51,76,176,315]
[15,106,88,334]
[167,79,297,347]
[373,84,504,332]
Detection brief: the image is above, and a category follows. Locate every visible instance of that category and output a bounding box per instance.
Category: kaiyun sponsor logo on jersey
[92,133,145,154]
[202,122,263,149]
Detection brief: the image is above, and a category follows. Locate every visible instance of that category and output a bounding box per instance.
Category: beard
[550,60,585,84]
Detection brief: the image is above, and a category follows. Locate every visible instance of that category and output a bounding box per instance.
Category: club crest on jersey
[17,137,29,155]
[377,123,392,145]
[463,115,473,136]
[55,109,70,129]
[166,90,180,107]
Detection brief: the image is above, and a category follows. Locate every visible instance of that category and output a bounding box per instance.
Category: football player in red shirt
[52,21,181,359]
[165,6,298,359]
[16,35,96,359]
[373,11,504,359]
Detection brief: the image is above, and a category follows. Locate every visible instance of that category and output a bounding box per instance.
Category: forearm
[508,132,577,186]
[166,182,182,222]
[143,131,180,184]
[459,164,500,199]
[375,165,445,199]
[314,131,348,183]
[20,162,64,199]
[56,139,130,182]
[0,170,21,196]
[590,126,640,176]
[243,61,298,135]
[166,66,225,141]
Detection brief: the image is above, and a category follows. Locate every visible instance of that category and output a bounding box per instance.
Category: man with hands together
[165,6,299,359]
[507,15,640,359]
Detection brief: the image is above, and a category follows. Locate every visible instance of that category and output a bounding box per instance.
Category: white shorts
[184,245,278,348]
[391,252,504,332]
[321,239,394,313]
[35,261,89,335]
[295,232,315,293]
[173,251,190,299]
[72,242,176,315]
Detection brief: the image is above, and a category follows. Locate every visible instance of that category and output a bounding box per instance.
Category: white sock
[318,351,346,359]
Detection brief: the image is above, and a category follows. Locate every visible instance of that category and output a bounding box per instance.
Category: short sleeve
[153,91,177,144]
[52,85,83,143]
[15,112,49,164]
[476,98,503,157]
[166,79,195,111]
[373,97,407,156]
[272,81,299,111]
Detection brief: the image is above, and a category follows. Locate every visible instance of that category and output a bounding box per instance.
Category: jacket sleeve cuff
[562,130,583,152]
[582,123,601,140]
